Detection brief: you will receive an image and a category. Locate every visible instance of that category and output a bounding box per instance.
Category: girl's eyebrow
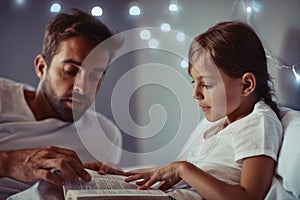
[192,74,214,80]
[200,75,214,80]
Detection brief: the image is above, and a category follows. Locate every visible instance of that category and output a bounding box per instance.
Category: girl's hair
[188,21,280,119]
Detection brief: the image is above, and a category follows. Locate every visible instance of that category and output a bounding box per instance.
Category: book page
[63,169,137,193]
[63,169,170,200]
[66,189,170,200]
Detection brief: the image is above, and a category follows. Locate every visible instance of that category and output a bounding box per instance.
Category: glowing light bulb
[129,6,141,16]
[292,63,300,81]
[176,32,185,42]
[246,6,252,13]
[181,60,188,68]
[160,23,171,32]
[148,38,159,48]
[91,6,103,16]
[50,3,61,13]
[15,0,25,5]
[169,3,178,11]
[139,29,151,40]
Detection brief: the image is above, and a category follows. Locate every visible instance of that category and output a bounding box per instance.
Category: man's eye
[63,66,79,77]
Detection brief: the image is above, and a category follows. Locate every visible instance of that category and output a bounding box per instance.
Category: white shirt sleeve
[232,111,283,163]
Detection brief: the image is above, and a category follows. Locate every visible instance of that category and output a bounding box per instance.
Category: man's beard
[41,75,90,122]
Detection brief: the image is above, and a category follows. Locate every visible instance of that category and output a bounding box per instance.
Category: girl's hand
[124,161,186,191]
[83,161,125,175]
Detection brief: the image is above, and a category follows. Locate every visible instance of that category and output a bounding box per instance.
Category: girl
[125,21,283,200]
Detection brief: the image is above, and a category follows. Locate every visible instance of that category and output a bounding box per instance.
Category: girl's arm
[125,155,275,200]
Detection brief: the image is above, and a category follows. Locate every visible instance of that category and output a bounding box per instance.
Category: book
[63,169,170,200]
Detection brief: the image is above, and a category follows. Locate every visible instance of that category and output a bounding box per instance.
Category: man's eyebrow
[62,59,106,72]
[62,59,82,67]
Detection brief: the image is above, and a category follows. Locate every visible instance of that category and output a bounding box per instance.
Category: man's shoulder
[0,77,19,90]
[81,109,121,135]
[0,78,24,103]
[78,109,122,147]
[84,109,114,124]
[0,78,35,91]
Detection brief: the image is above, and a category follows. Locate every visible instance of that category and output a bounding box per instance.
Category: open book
[63,169,170,200]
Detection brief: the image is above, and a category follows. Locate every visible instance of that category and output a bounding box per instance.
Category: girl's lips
[201,106,211,112]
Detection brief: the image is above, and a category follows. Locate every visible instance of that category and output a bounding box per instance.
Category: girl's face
[189,54,243,122]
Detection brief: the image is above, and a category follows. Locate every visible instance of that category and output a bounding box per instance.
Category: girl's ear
[34,54,48,79]
[241,72,256,96]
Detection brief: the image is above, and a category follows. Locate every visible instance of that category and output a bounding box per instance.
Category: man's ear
[241,72,256,96]
[34,54,48,79]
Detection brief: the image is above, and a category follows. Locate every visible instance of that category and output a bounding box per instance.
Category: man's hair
[42,8,123,66]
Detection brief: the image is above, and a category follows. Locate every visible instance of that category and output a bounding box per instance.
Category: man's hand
[3,146,91,186]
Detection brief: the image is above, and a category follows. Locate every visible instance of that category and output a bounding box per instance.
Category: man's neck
[23,89,57,121]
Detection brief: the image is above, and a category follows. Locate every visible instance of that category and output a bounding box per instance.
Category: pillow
[276,107,300,198]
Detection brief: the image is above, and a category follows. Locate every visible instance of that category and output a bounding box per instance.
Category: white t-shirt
[0,78,122,198]
[169,101,288,200]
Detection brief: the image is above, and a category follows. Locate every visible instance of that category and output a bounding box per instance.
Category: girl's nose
[192,86,204,100]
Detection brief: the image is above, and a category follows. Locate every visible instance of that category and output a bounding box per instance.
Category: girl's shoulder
[224,101,282,136]
[247,101,281,125]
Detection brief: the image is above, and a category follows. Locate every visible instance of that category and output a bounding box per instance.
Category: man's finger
[37,169,65,186]
[47,146,82,164]
[83,162,100,171]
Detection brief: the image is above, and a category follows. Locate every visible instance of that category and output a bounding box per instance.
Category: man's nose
[74,73,89,94]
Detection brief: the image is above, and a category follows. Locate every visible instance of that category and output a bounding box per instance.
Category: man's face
[42,35,109,121]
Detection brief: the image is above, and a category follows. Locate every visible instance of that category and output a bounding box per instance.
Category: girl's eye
[202,84,213,89]
[191,80,195,84]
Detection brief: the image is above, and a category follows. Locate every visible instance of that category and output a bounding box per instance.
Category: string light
[12,0,300,80]
[139,29,151,40]
[91,6,103,16]
[148,38,159,48]
[292,63,300,81]
[267,55,300,82]
[160,23,171,32]
[232,0,300,81]
[246,6,252,13]
[15,0,25,6]
[129,5,141,16]
[181,60,188,68]
[50,3,61,13]
[169,4,178,12]
[169,0,179,12]
[176,32,186,42]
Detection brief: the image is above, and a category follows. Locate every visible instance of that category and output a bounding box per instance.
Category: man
[0,9,123,199]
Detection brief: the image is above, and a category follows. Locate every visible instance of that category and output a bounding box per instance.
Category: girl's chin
[204,114,225,122]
